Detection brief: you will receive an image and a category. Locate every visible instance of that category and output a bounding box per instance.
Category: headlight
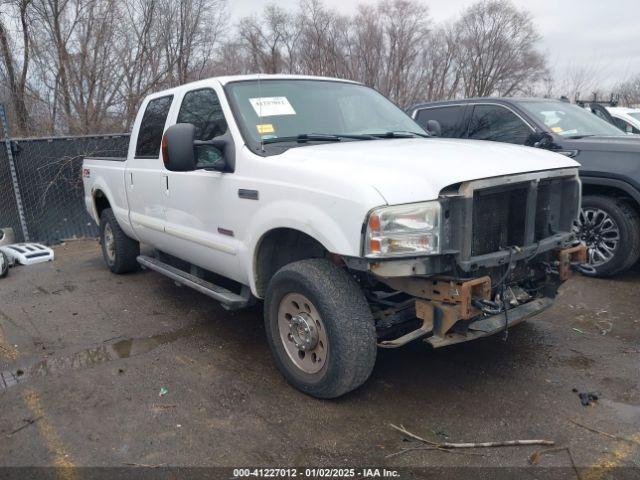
[364,201,442,257]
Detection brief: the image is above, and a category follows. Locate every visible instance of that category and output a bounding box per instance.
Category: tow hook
[555,244,588,280]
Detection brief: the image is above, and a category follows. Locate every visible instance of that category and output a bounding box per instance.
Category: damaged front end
[348,169,588,349]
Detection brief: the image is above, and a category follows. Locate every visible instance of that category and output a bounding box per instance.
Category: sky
[228,0,640,90]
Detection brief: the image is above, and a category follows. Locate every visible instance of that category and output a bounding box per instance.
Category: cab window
[468,105,531,144]
[135,95,173,158]
[415,106,463,138]
[177,88,228,140]
[177,88,228,167]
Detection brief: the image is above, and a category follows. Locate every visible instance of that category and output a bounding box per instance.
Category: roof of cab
[145,74,361,100]
[216,74,360,85]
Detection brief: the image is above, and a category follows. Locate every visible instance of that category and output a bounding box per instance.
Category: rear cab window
[135,95,174,158]
[414,106,464,138]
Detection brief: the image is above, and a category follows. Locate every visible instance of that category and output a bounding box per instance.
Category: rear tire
[264,259,377,399]
[575,195,640,277]
[99,208,140,274]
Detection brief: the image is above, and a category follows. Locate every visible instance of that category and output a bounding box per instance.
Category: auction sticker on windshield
[257,123,275,134]
[250,97,296,117]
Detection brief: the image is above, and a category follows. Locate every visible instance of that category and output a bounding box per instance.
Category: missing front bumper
[378,296,553,349]
[426,297,553,348]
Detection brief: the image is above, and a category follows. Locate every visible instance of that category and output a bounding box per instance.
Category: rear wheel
[99,208,140,274]
[574,195,640,277]
[264,259,377,398]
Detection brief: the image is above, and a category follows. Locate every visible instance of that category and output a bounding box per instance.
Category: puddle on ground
[601,399,640,424]
[0,324,197,392]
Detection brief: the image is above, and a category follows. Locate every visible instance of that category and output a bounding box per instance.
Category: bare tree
[557,63,607,102]
[616,74,640,107]
[416,25,461,102]
[118,0,167,128]
[345,4,384,88]
[0,0,32,134]
[455,0,546,97]
[375,0,430,105]
[0,0,555,136]
[160,0,226,86]
[297,0,348,77]
[238,4,298,74]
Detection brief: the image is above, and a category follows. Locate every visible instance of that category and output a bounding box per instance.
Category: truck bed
[82,156,130,233]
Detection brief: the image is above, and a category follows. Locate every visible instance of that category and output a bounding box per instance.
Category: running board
[137,255,250,310]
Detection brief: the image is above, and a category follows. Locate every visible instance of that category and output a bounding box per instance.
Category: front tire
[264,259,377,399]
[99,208,140,274]
[574,195,640,277]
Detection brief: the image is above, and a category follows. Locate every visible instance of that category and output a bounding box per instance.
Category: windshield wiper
[261,133,376,145]
[364,131,429,139]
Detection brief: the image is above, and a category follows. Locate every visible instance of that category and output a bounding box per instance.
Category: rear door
[125,95,173,248]
[413,105,467,138]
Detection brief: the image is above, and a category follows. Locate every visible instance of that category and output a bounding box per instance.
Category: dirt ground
[0,240,638,477]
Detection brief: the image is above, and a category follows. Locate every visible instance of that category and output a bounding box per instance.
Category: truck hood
[279,138,579,204]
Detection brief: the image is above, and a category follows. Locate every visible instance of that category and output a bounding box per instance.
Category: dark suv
[407,98,640,277]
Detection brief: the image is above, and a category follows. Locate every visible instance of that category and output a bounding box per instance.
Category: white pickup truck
[83,74,586,398]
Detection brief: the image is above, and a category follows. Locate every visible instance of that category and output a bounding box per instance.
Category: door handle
[129,172,134,187]
[163,174,169,196]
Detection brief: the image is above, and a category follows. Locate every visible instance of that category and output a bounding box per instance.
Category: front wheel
[264,259,377,399]
[573,195,640,277]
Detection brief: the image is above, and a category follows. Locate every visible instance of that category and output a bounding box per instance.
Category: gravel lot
[0,240,638,477]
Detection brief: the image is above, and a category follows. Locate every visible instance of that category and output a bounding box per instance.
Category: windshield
[516,100,625,138]
[225,79,426,149]
[628,112,640,122]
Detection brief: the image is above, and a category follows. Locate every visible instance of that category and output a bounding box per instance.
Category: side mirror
[525,131,554,149]
[163,123,197,171]
[426,119,442,137]
[162,123,235,172]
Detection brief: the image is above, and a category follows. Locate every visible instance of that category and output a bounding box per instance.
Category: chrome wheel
[574,207,620,266]
[103,223,116,264]
[277,293,328,374]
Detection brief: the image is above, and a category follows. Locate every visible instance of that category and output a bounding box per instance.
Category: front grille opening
[472,185,528,256]
[535,180,553,240]
[535,178,577,240]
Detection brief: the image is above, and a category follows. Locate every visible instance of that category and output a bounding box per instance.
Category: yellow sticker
[257,124,275,134]
[551,126,563,133]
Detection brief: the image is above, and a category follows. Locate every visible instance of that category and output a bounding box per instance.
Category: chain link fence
[0,108,129,245]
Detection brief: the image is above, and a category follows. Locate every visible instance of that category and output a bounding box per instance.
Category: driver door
[160,87,244,282]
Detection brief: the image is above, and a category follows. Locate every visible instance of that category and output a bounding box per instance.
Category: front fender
[243,199,366,295]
